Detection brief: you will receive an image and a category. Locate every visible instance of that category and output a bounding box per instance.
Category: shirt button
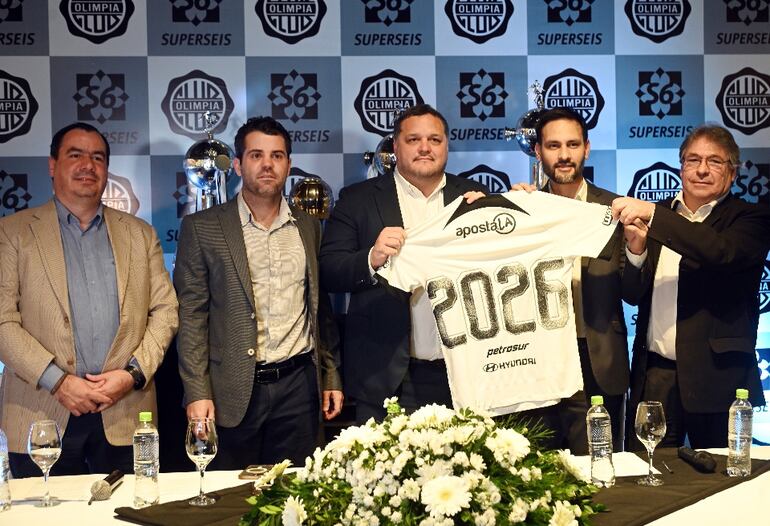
[250,312,256,320]
[63,316,70,325]
[247,348,255,357]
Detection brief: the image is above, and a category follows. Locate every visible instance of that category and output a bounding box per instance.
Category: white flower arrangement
[240,398,603,526]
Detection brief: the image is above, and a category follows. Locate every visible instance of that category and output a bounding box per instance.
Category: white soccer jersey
[377,191,618,415]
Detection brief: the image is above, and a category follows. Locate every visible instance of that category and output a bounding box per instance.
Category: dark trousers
[211,358,319,471]
[627,352,729,451]
[517,390,590,454]
[9,412,132,478]
[355,358,453,424]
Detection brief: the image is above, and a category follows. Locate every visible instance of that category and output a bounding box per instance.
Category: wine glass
[27,420,62,507]
[635,401,667,486]
[185,417,218,506]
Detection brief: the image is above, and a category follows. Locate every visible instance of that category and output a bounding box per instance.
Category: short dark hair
[50,122,110,164]
[679,124,740,167]
[535,108,588,144]
[392,104,449,141]
[234,116,292,161]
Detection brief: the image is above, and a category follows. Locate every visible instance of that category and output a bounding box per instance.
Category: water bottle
[0,428,10,511]
[133,411,160,507]
[727,388,752,477]
[586,395,615,487]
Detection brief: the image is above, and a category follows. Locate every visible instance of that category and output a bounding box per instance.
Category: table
[4,447,769,525]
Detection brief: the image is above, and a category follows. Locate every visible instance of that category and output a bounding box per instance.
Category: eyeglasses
[680,156,733,172]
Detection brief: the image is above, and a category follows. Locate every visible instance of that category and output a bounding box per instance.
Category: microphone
[677,446,717,473]
[88,469,124,504]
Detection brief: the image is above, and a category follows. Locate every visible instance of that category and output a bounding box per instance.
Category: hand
[53,375,113,417]
[322,390,344,420]
[186,399,216,421]
[463,191,486,204]
[612,197,655,226]
[624,219,649,255]
[86,369,135,412]
[510,182,537,193]
[370,227,406,269]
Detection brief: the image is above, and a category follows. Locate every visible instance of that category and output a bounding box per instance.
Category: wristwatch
[124,364,146,390]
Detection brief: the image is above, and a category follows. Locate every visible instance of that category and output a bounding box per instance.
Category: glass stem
[199,467,205,498]
[42,468,50,504]
[647,448,654,479]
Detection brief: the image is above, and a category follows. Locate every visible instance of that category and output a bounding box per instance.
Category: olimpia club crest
[542,68,604,129]
[626,161,681,202]
[716,67,770,136]
[444,0,514,44]
[759,262,770,315]
[101,172,139,215]
[59,0,135,44]
[624,0,691,44]
[254,0,327,45]
[0,70,38,144]
[161,70,234,140]
[354,69,424,136]
[458,164,511,194]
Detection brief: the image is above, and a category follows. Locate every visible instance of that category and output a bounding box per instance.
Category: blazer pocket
[709,337,755,354]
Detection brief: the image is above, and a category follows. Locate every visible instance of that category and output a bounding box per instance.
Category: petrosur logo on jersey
[444,0,514,44]
[458,164,511,194]
[626,161,682,202]
[0,169,31,216]
[341,0,433,55]
[59,0,135,44]
[254,0,327,44]
[161,69,234,140]
[716,67,770,136]
[354,69,424,136]
[0,70,38,144]
[624,0,691,44]
[542,68,604,129]
[102,172,139,215]
[0,0,47,53]
[527,0,612,54]
[147,0,243,54]
[705,0,770,53]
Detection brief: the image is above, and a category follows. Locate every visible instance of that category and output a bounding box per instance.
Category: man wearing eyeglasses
[612,125,770,449]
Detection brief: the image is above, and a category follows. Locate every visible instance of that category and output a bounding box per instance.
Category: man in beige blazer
[0,123,178,477]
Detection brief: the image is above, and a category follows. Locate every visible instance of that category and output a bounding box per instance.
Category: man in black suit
[319,104,487,423]
[175,117,343,469]
[613,124,770,448]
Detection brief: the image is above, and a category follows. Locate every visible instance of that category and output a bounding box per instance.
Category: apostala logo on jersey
[0,170,31,216]
[548,0,593,25]
[73,70,129,124]
[354,69,424,136]
[102,172,139,215]
[0,70,38,144]
[254,0,327,44]
[457,164,511,194]
[161,69,234,139]
[269,70,321,123]
[627,161,681,202]
[624,0,691,43]
[636,68,685,120]
[759,262,770,314]
[173,171,195,218]
[725,0,768,25]
[455,212,516,238]
[171,0,221,26]
[363,0,414,26]
[457,69,508,121]
[444,0,514,44]
[716,67,770,136]
[0,0,24,22]
[59,0,135,44]
[542,68,604,129]
[733,159,769,204]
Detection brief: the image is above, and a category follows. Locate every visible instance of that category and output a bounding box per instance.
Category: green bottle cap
[736,389,749,400]
[139,411,153,422]
[590,395,604,406]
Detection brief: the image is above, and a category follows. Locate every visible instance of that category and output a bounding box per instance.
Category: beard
[543,158,586,185]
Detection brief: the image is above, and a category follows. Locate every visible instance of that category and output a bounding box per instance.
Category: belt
[254,352,313,384]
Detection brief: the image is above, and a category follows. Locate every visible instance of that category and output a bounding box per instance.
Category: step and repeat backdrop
[1,0,769,440]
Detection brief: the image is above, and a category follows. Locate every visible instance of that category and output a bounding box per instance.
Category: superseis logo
[268,70,321,123]
[716,67,770,136]
[354,69,424,136]
[161,70,234,139]
[457,69,508,121]
[0,170,31,216]
[0,70,38,144]
[0,0,24,23]
[444,0,514,44]
[458,164,511,193]
[171,0,221,26]
[101,172,139,215]
[759,262,770,314]
[636,68,685,120]
[254,0,327,44]
[173,171,195,218]
[627,161,681,202]
[59,0,135,44]
[362,0,414,26]
[73,70,129,124]
[724,0,769,25]
[624,0,691,43]
[733,159,770,204]
[542,68,604,129]
[547,0,594,25]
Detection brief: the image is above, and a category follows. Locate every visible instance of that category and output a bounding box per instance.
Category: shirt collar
[237,192,295,230]
[394,169,446,200]
[671,190,729,219]
[545,178,588,201]
[54,197,104,230]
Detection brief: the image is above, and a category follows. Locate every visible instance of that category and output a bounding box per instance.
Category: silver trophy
[289,175,335,220]
[363,134,397,177]
[183,112,234,211]
[504,81,547,189]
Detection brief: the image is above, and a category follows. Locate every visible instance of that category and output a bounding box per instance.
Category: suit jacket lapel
[104,207,131,311]
[218,200,255,310]
[443,175,465,204]
[374,175,404,227]
[29,201,71,317]
[293,210,319,312]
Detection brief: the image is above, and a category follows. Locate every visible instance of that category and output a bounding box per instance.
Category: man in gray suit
[175,117,343,469]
